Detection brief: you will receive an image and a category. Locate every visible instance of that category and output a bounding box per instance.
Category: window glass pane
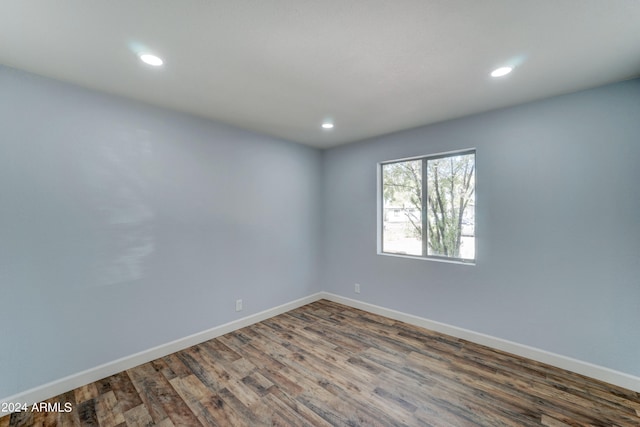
[426,153,475,260]
[382,160,423,256]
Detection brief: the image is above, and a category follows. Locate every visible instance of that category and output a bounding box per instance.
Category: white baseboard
[4,290,639,410]
[1,293,324,407]
[320,292,640,393]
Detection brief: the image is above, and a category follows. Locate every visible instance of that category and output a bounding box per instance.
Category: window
[379,149,475,263]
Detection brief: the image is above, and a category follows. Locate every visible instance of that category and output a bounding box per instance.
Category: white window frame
[377,148,476,265]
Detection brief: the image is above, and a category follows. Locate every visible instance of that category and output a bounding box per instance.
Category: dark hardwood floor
[2,299,639,426]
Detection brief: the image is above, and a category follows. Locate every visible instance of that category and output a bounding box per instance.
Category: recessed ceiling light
[491,66,513,77]
[139,54,164,66]
[322,123,334,129]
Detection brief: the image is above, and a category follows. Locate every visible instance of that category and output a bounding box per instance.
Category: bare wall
[2,63,639,399]
[320,79,640,376]
[0,65,322,399]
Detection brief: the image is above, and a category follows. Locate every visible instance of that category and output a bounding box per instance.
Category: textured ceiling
[1,0,640,148]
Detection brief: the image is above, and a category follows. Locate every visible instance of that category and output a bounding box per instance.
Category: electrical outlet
[355,283,361,294]
[235,299,243,312]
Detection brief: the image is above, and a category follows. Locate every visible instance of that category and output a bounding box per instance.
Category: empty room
[1,1,640,426]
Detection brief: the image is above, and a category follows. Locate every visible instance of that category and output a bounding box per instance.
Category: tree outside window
[381,150,475,262]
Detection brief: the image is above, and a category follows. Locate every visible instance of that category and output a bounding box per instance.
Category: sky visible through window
[381,151,475,262]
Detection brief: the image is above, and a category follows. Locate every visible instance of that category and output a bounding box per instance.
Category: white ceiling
[2,1,640,148]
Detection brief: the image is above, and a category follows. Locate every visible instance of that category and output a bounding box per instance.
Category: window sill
[377,251,476,266]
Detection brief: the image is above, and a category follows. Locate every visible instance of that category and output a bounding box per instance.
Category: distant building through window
[379,149,475,263]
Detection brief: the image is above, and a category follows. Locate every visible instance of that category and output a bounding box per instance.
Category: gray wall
[2,63,639,399]
[321,79,640,376]
[0,66,322,399]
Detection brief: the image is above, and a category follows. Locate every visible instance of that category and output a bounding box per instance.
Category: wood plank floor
[2,299,639,426]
